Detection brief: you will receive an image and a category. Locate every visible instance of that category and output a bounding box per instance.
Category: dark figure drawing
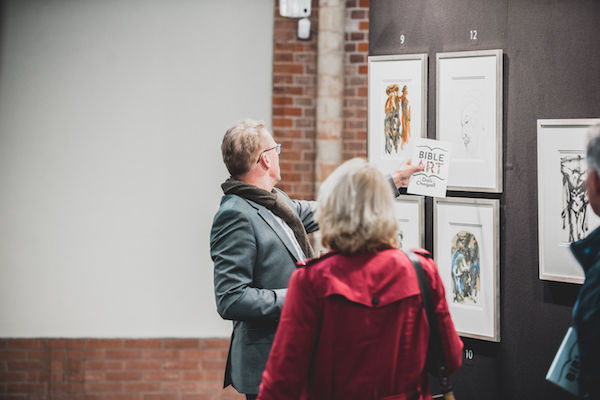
[451,231,480,304]
[384,84,400,154]
[561,154,589,242]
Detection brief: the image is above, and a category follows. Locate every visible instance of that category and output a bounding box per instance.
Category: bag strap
[405,250,455,400]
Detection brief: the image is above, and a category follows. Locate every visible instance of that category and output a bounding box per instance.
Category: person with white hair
[257,158,463,400]
[570,122,600,399]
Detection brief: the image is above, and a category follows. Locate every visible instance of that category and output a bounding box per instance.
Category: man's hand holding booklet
[407,138,452,198]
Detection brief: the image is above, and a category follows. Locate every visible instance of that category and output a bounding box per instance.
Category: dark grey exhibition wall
[370,1,600,399]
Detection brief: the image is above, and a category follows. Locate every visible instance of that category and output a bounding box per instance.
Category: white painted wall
[0,0,274,337]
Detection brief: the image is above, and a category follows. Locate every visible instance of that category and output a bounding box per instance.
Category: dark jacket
[257,249,463,400]
[210,188,318,394]
[571,225,600,399]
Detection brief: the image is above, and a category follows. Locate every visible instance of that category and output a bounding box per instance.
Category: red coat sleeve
[418,253,464,374]
[257,267,320,400]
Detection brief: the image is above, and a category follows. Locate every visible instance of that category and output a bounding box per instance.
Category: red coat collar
[300,248,422,308]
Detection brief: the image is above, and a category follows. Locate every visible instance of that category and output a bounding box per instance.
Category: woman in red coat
[257,158,463,400]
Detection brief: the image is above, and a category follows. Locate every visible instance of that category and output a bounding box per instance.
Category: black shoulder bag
[405,250,456,400]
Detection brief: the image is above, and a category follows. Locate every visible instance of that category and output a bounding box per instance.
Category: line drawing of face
[460,102,480,154]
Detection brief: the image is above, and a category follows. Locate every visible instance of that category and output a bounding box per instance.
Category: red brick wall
[0,338,242,400]
[273,0,369,200]
[343,0,369,161]
[272,0,319,201]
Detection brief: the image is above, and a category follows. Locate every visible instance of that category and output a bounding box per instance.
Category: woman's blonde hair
[317,158,398,255]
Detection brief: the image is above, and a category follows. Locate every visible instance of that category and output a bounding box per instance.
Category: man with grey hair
[570,122,600,399]
[210,119,420,399]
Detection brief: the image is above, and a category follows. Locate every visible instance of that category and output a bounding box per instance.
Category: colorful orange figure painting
[384,84,411,155]
[384,84,400,154]
[399,85,411,149]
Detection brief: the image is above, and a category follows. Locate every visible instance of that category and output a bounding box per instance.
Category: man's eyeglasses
[256,144,281,163]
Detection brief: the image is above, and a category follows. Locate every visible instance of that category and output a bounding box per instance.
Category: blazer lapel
[250,201,302,262]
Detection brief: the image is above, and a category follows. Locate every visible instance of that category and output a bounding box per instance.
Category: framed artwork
[394,195,425,250]
[537,119,600,284]
[434,197,500,342]
[368,54,428,173]
[436,49,503,192]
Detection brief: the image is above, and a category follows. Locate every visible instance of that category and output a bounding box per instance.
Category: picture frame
[394,195,425,250]
[368,54,427,173]
[434,197,500,342]
[436,49,503,192]
[537,118,600,284]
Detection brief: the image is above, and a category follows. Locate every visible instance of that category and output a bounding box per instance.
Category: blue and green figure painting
[450,231,480,304]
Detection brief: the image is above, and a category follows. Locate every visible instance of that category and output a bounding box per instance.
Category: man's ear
[263,153,272,168]
[257,153,271,169]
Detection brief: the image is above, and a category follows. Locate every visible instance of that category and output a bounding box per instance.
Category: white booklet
[546,326,580,396]
[407,138,452,198]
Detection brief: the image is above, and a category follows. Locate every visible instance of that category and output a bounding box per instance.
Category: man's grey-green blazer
[210,188,318,395]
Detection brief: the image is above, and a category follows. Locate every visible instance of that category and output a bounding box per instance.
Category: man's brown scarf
[221,178,314,259]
